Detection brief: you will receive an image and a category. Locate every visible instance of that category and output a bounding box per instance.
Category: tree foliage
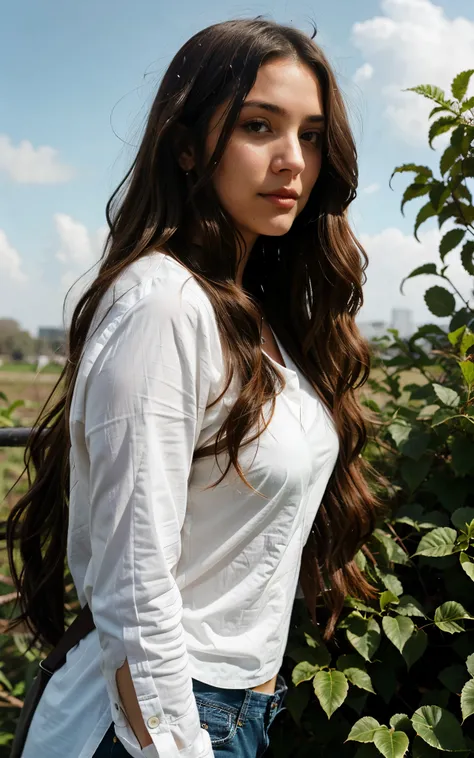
[262,69,474,758]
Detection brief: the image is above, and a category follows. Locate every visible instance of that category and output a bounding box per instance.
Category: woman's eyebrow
[241,100,325,125]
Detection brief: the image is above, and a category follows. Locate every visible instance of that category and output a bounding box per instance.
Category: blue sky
[1,0,473,334]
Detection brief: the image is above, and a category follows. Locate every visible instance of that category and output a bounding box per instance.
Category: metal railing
[0,428,33,447]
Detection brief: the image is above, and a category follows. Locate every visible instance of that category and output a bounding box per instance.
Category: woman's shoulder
[90,251,216,336]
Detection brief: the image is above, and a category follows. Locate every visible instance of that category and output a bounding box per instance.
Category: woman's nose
[273,136,305,175]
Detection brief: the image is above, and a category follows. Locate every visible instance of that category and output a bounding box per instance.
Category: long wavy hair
[7,17,380,648]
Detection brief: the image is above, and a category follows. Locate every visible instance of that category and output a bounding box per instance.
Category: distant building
[37,326,67,355]
[390,309,415,338]
[358,320,388,341]
[358,308,416,342]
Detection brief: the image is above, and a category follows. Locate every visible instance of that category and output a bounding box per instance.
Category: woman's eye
[301,131,323,146]
[243,120,269,134]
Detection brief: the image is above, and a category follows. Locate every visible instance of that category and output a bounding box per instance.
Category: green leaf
[376,570,403,597]
[414,202,437,240]
[337,655,374,692]
[466,653,474,677]
[403,629,428,670]
[451,438,474,476]
[460,95,474,113]
[461,360,474,387]
[394,503,424,525]
[431,183,451,215]
[416,404,440,421]
[389,164,433,189]
[440,144,460,175]
[428,116,458,148]
[461,241,474,275]
[429,104,450,119]
[346,616,382,661]
[388,420,412,448]
[439,228,466,261]
[347,716,383,743]
[354,550,367,572]
[380,591,400,612]
[460,330,474,356]
[374,529,409,564]
[448,325,466,347]
[343,668,375,694]
[396,595,426,618]
[424,286,456,318]
[431,407,457,427]
[389,714,412,733]
[382,615,415,654]
[401,430,431,462]
[438,664,469,694]
[400,456,432,492]
[346,597,378,613]
[0,669,12,691]
[400,182,431,215]
[292,661,321,686]
[438,202,459,229]
[434,601,472,634]
[337,654,375,694]
[313,669,348,718]
[415,527,457,557]
[459,553,474,582]
[406,84,448,106]
[371,663,397,704]
[432,383,460,407]
[291,661,320,687]
[411,705,466,751]
[461,679,474,722]
[452,69,474,101]
[400,264,438,294]
[373,726,409,758]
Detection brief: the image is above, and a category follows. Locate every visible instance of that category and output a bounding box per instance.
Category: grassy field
[0,362,62,374]
[0,364,429,516]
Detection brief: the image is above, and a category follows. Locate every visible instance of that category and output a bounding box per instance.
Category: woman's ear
[173,123,196,172]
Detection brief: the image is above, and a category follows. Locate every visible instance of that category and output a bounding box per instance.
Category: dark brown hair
[7,17,379,647]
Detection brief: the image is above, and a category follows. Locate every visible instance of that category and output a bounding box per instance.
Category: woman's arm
[83,283,215,758]
[116,660,153,747]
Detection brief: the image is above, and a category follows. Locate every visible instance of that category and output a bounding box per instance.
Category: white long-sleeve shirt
[22,252,339,758]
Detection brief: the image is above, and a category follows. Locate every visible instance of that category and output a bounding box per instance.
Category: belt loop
[236,688,252,727]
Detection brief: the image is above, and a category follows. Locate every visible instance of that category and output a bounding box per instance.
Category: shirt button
[147,716,160,729]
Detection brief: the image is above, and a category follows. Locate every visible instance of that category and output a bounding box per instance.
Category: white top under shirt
[22,252,339,758]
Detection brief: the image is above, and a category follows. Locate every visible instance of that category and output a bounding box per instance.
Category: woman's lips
[259,194,297,209]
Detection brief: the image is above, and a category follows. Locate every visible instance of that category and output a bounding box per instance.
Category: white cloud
[362,182,380,195]
[53,214,107,326]
[0,134,74,184]
[352,0,474,145]
[0,229,27,282]
[359,224,472,325]
[55,213,101,266]
[353,63,374,85]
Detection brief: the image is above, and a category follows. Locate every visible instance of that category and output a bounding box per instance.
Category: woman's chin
[255,217,296,237]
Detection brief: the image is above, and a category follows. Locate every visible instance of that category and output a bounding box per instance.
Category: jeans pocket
[194,696,240,748]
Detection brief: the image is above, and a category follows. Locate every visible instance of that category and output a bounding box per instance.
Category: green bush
[1,71,474,757]
[268,71,474,757]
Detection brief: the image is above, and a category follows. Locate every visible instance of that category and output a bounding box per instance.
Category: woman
[7,17,378,758]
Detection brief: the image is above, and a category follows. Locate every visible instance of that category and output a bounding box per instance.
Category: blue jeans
[93,674,288,757]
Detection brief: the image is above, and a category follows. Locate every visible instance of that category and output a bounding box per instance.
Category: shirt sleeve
[83,284,216,758]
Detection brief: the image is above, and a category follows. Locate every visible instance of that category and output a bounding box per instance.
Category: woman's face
[206,57,325,252]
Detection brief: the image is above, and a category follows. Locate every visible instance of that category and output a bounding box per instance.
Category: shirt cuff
[116,725,214,758]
